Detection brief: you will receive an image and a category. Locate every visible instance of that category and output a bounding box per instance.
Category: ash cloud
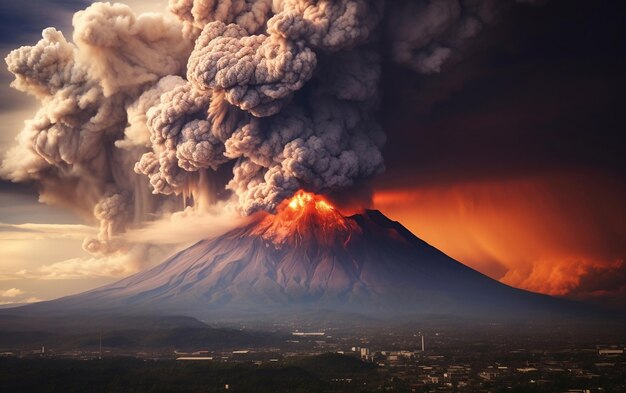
[2,0,528,257]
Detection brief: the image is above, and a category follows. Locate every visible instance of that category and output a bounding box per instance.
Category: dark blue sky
[0,1,90,45]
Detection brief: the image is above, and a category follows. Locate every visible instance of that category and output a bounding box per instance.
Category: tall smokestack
[421,335,425,352]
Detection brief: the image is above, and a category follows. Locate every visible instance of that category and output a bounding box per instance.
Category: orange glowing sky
[372,170,626,307]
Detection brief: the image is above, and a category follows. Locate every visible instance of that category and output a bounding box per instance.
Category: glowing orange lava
[254,190,353,247]
[279,190,345,230]
[288,190,335,213]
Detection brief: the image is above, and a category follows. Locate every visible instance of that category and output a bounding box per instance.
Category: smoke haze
[2,0,523,259]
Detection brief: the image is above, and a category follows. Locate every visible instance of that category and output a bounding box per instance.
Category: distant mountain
[0,313,207,333]
[0,303,27,310]
[12,192,600,323]
[0,324,284,352]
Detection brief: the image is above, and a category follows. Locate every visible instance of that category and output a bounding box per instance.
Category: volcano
[21,191,591,322]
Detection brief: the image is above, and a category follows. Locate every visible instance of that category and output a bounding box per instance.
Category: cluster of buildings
[341,341,626,392]
[1,323,625,392]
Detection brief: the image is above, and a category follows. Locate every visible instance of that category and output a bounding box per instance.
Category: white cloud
[13,240,178,280]
[0,287,24,297]
[0,222,96,241]
[18,254,138,280]
[125,203,244,245]
[0,273,20,281]
[0,288,41,305]
[117,0,169,14]
[1,203,243,282]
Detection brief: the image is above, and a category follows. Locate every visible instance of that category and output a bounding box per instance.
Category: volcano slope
[15,192,599,323]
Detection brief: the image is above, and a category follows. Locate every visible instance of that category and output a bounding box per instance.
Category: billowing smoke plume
[2,0,529,257]
[2,3,191,254]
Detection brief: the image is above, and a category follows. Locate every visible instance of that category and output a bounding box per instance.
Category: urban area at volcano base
[1,318,625,392]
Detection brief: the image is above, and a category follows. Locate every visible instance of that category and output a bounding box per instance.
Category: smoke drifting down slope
[2,0,531,257]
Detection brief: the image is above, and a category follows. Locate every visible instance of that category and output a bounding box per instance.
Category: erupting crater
[252,190,356,248]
